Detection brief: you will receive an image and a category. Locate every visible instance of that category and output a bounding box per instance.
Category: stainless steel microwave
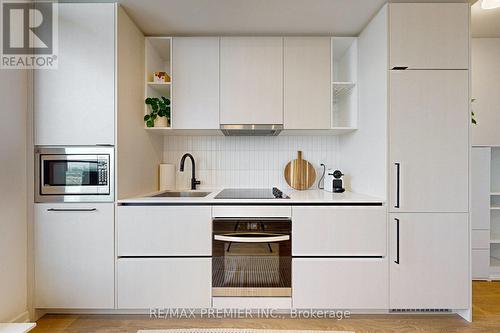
[35,147,114,203]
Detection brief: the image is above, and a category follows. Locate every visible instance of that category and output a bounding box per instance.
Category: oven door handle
[214,234,290,243]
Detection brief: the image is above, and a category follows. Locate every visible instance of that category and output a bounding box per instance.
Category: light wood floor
[31,281,500,333]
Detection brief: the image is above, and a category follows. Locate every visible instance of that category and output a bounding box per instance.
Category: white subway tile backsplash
[163,135,339,191]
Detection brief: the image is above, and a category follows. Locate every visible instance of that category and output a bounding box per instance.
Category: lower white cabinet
[34,203,114,309]
[292,206,386,256]
[292,258,388,309]
[389,213,469,309]
[117,258,211,309]
[117,205,212,256]
[472,249,490,280]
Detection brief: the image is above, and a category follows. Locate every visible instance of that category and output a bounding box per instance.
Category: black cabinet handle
[395,163,400,209]
[395,218,400,265]
[47,208,97,212]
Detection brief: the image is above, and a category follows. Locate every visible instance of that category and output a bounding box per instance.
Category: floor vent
[390,308,452,313]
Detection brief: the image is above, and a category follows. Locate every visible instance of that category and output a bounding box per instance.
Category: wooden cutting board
[284,151,316,190]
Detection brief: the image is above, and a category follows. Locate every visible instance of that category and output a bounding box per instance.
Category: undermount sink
[152,191,211,198]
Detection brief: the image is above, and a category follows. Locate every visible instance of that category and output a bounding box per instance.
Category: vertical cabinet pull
[394,218,400,265]
[394,162,400,208]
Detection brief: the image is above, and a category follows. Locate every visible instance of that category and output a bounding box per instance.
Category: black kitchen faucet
[180,153,201,190]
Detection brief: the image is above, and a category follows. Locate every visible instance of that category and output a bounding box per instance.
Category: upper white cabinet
[34,203,114,309]
[220,37,283,125]
[390,3,469,70]
[172,37,219,129]
[284,37,331,129]
[35,3,115,146]
[389,70,469,213]
[390,213,469,310]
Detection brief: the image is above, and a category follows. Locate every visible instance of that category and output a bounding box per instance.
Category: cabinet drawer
[292,258,388,309]
[472,249,490,280]
[472,230,490,249]
[212,206,291,218]
[117,206,211,256]
[117,258,211,309]
[292,206,386,256]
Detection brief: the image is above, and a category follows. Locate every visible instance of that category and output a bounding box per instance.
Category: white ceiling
[93,0,499,38]
[471,0,500,37]
[116,0,387,36]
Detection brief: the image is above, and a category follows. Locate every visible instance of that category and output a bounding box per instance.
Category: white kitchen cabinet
[472,230,490,250]
[471,147,491,230]
[292,258,388,309]
[117,258,211,309]
[116,205,211,256]
[472,249,490,280]
[284,37,331,129]
[389,70,469,213]
[172,37,219,129]
[34,3,115,146]
[389,3,469,70]
[292,206,386,256]
[34,203,114,309]
[220,37,283,125]
[389,213,469,310]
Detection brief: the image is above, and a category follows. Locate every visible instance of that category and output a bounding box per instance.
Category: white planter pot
[154,117,169,128]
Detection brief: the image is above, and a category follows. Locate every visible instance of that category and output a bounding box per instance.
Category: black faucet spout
[180,153,200,190]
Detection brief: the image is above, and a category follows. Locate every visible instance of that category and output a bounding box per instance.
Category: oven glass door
[40,154,109,195]
[212,218,292,297]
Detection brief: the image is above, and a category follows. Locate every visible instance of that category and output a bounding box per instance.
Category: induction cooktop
[214,187,289,199]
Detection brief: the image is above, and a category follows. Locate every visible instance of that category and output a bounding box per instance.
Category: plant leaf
[146,119,154,127]
[144,114,150,121]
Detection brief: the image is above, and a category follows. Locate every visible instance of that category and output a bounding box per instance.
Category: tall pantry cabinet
[34,3,115,146]
[388,3,470,312]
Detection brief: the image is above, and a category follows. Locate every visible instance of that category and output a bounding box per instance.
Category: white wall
[339,5,388,199]
[0,70,29,322]
[471,38,500,146]
[163,135,339,191]
[116,7,163,199]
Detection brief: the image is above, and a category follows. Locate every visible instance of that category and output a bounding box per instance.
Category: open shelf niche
[331,37,358,130]
[145,37,172,129]
[490,148,500,278]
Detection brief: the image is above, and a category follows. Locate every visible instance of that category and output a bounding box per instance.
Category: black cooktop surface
[214,187,289,199]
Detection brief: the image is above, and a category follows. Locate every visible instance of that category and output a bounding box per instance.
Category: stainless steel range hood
[220,124,283,136]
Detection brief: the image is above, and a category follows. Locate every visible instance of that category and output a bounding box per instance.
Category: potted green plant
[144,96,171,127]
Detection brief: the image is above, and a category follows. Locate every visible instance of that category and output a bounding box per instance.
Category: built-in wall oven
[35,146,114,203]
[212,217,292,297]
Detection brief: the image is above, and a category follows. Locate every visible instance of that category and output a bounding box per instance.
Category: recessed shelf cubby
[331,37,357,129]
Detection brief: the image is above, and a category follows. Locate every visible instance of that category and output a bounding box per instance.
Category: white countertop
[117,188,385,205]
